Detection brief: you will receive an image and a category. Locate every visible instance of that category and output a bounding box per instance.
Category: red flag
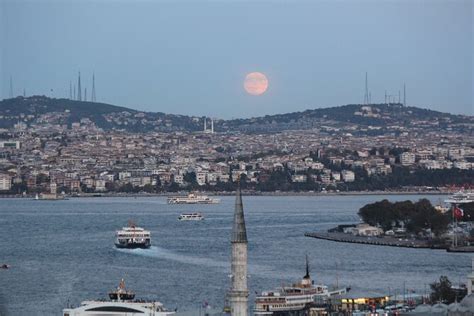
[454,206,464,220]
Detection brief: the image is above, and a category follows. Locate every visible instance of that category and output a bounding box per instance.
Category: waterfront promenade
[304,232,438,249]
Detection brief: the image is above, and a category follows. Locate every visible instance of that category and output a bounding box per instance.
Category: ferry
[167,193,220,204]
[178,212,205,221]
[445,190,474,204]
[62,279,175,316]
[254,257,349,315]
[115,221,151,249]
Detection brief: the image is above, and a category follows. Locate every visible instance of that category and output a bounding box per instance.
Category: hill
[0,96,472,134]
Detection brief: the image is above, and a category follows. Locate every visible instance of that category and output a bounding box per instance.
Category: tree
[183,172,197,185]
[430,276,456,304]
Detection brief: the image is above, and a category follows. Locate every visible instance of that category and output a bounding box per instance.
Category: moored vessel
[254,257,349,315]
[167,193,219,204]
[445,190,474,204]
[115,221,151,249]
[62,279,175,316]
[178,212,205,221]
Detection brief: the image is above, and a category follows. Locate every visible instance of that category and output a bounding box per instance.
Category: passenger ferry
[445,190,474,204]
[178,212,205,221]
[254,257,349,315]
[115,221,151,249]
[62,279,175,316]
[167,193,220,204]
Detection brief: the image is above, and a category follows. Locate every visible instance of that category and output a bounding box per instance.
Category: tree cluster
[358,199,450,236]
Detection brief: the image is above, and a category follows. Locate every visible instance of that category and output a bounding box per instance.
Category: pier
[304,231,441,249]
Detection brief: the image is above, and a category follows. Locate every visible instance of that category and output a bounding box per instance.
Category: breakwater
[304,231,440,249]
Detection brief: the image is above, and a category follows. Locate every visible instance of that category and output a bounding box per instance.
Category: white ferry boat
[445,190,474,204]
[178,212,205,221]
[62,279,175,316]
[115,221,151,249]
[167,193,220,204]
[254,258,349,315]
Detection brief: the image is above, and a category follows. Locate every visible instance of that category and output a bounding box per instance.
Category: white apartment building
[400,152,416,166]
[0,173,12,191]
[341,170,355,182]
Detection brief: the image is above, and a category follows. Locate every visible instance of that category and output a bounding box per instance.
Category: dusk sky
[1,0,472,118]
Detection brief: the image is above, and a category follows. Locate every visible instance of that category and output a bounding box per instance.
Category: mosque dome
[431,302,448,314]
[460,293,474,311]
[412,303,432,313]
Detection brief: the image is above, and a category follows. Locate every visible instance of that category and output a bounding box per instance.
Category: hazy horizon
[1,0,473,118]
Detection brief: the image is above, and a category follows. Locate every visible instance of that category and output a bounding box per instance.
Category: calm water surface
[0,195,471,315]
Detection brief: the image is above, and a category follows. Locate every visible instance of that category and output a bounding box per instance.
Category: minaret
[229,181,249,316]
[77,72,82,101]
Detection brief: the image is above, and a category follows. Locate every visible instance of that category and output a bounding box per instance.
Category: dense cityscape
[0,97,472,195]
[1,0,473,315]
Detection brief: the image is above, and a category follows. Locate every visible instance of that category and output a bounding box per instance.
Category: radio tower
[403,83,406,106]
[363,72,369,105]
[9,76,13,98]
[84,88,87,102]
[77,72,82,101]
[91,73,96,102]
[69,81,72,99]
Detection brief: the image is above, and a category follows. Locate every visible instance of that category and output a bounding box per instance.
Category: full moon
[244,72,268,95]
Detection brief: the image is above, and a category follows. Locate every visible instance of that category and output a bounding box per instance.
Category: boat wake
[115,246,288,279]
[116,246,229,269]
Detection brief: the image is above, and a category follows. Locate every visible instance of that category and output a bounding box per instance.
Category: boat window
[85,306,144,313]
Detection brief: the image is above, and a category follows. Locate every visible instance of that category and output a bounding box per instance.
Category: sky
[0,0,472,118]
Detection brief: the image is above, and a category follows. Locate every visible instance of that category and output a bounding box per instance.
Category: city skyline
[1,0,472,118]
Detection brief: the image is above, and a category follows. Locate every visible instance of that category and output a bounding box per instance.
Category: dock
[304,231,441,249]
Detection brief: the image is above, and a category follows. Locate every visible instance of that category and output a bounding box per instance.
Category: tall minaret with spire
[228,181,249,316]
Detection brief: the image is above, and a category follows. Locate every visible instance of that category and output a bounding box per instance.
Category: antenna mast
[77,72,82,101]
[9,76,13,98]
[363,72,369,105]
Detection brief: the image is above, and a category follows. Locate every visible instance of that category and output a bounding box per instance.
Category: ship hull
[115,242,151,249]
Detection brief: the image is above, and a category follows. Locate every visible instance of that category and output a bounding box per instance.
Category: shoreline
[0,190,451,199]
[305,231,474,253]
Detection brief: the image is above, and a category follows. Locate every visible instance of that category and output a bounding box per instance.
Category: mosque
[401,258,474,316]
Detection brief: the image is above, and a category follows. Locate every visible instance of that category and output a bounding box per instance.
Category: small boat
[178,212,205,221]
[1,264,10,269]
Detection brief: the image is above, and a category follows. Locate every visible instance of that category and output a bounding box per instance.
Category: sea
[0,194,471,315]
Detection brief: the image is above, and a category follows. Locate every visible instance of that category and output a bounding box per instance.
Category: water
[0,194,471,315]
